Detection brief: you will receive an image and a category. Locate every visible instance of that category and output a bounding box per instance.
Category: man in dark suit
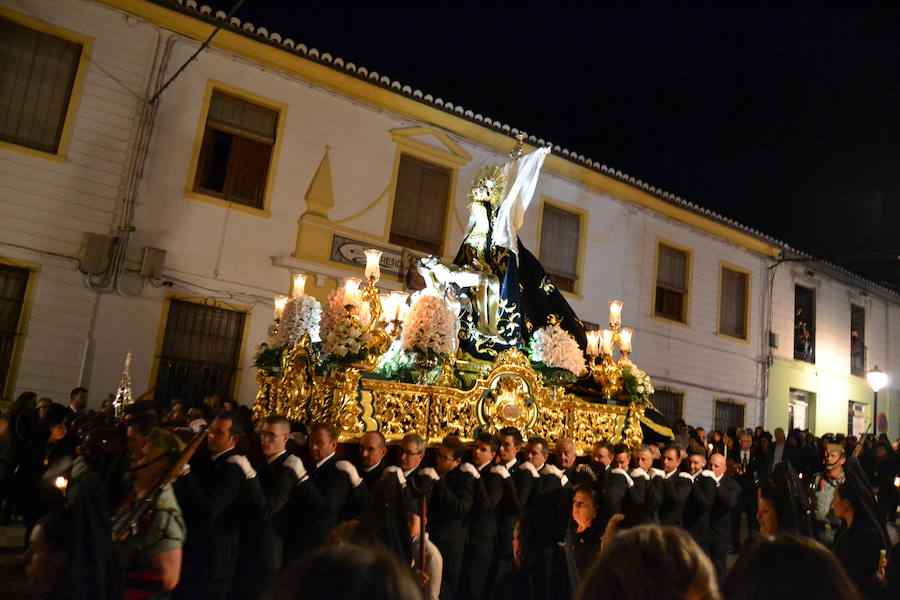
[589,441,628,531]
[729,432,765,552]
[424,435,476,600]
[708,452,740,582]
[769,427,801,471]
[344,431,388,518]
[173,412,247,600]
[283,422,360,563]
[459,432,507,600]
[233,415,302,600]
[682,448,716,555]
[485,427,526,595]
[656,444,692,526]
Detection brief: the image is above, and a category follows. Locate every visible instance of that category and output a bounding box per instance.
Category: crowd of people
[0,389,899,600]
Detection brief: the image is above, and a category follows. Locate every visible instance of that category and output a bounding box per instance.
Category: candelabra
[585,300,634,401]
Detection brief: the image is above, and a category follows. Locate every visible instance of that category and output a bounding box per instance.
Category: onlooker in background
[570,483,603,576]
[68,387,88,414]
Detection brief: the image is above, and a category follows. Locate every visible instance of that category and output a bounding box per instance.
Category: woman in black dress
[570,483,603,576]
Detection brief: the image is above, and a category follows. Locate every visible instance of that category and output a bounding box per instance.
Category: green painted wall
[766,357,895,436]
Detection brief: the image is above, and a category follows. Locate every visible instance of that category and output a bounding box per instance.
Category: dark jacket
[656,471,693,526]
[173,447,245,585]
[682,473,716,549]
[710,475,740,548]
[284,454,352,562]
[239,452,298,572]
[428,466,476,545]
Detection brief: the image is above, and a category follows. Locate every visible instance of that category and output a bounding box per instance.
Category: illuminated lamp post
[866,365,888,435]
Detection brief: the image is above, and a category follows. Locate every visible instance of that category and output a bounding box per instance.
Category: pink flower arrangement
[400,293,458,358]
[528,324,586,376]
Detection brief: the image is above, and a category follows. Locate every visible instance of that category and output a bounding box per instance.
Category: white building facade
[2,0,897,437]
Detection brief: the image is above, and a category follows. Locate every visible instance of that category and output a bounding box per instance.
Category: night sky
[203,1,900,288]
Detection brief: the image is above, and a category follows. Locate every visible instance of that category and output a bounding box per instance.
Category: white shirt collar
[266,450,286,464]
[362,461,382,473]
[211,447,234,462]
[476,462,490,472]
[316,452,336,469]
[504,458,517,470]
[664,469,678,479]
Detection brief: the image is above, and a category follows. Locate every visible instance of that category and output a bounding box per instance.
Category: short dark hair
[214,412,243,436]
[612,443,629,456]
[526,437,549,456]
[594,441,613,453]
[310,422,338,442]
[441,435,466,460]
[362,431,386,448]
[70,387,87,399]
[664,443,684,455]
[498,426,523,446]
[475,432,499,453]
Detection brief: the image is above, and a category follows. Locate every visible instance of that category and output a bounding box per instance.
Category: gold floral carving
[254,346,647,451]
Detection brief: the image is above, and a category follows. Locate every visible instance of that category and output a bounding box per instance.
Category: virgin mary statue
[451,139,588,361]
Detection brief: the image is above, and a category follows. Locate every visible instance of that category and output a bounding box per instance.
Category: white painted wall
[0,0,158,404]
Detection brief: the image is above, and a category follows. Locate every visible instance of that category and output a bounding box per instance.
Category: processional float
[254,137,672,450]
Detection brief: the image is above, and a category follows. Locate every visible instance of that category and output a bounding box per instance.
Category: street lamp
[866,365,888,434]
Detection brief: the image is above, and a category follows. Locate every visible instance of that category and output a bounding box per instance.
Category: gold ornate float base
[254,347,645,451]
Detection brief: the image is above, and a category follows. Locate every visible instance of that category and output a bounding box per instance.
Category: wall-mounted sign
[330,235,403,276]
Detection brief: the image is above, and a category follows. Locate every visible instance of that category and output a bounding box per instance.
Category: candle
[274,295,288,320]
[343,277,361,305]
[390,291,409,322]
[379,293,393,322]
[586,330,600,357]
[54,476,68,492]
[600,329,615,355]
[619,327,633,353]
[708,443,714,452]
[609,300,623,329]
[895,475,900,488]
[364,249,382,283]
[292,273,308,298]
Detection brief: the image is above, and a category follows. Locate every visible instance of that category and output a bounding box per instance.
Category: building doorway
[788,389,814,431]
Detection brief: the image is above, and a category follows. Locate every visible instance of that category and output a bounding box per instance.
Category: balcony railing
[850,343,866,377]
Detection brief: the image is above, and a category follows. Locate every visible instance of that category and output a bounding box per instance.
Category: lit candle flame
[292,274,307,298]
[619,327,633,353]
[343,277,361,305]
[585,330,600,357]
[609,300,623,328]
[273,295,288,319]
[600,329,615,355]
[364,249,383,283]
[54,476,68,492]
[895,475,900,488]
[390,291,409,322]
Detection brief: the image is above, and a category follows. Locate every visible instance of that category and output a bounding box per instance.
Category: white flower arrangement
[274,295,322,347]
[621,364,655,406]
[400,293,458,359]
[528,323,586,377]
[320,287,371,362]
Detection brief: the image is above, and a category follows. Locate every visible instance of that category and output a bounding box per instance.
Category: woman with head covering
[755,462,814,539]
[570,483,603,575]
[831,458,890,599]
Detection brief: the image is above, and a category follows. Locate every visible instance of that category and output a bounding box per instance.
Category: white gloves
[679,471,695,481]
[227,455,256,479]
[383,465,407,487]
[520,462,540,479]
[490,465,511,479]
[648,468,666,479]
[283,454,307,481]
[700,469,716,479]
[459,462,480,479]
[335,460,363,487]
[540,464,563,478]
[611,467,634,488]
[630,467,650,481]
[419,467,440,481]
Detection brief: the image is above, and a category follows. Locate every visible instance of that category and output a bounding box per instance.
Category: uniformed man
[114,427,187,598]
[812,442,846,547]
